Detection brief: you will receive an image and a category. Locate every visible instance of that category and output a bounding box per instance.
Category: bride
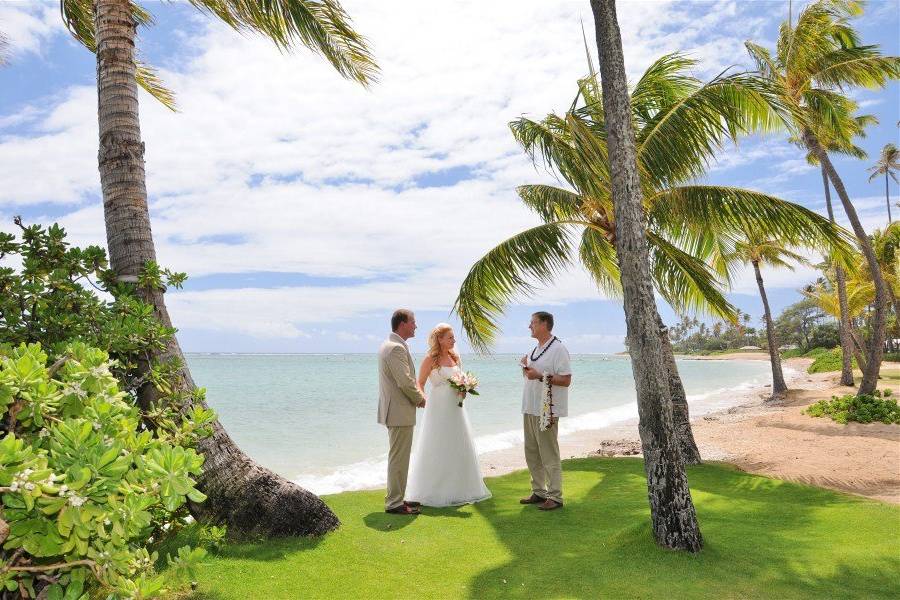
[405,323,491,507]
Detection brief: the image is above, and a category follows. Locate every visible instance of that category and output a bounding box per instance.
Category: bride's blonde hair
[427,323,460,371]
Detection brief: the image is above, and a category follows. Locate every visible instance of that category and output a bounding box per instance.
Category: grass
[164,458,900,599]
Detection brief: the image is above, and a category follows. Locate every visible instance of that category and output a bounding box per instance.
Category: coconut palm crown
[454,53,853,351]
[60,0,380,109]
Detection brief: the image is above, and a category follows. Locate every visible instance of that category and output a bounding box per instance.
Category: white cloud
[0,1,62,59]
[1,0,891,345]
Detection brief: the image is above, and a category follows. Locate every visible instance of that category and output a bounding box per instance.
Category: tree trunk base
[190,424,340,537]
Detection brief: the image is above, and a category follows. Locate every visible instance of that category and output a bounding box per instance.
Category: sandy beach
[479,356,900,504]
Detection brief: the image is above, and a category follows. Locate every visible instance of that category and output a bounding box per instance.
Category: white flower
[9,483,18,492]
[69,494,87,507]
[23,483,35,491]
[59,485,68,493]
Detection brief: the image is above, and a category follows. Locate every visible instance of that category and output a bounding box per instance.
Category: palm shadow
[466,457,898,599]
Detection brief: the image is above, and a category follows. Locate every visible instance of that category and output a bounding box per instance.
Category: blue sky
[1,0,898,354]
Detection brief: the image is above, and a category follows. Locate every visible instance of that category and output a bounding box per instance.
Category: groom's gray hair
[532,311,554,330]
[391,309,414,332]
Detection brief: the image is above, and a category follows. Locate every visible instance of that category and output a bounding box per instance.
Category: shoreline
[477,355,812,478]
[479,356,900,504]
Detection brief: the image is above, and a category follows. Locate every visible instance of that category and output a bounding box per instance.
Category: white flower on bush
[68,493,87,507]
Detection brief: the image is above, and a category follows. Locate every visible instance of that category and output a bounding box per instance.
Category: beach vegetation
[58,0,380,537]
[745,0,900,395]
[805,389,900,424]
[808,348,858,373]
[0,342,211,598]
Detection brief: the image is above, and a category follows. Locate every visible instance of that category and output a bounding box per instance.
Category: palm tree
[802,112,875,385]
[62,0,377,536]
[804,261,880,369]
[745,0,900,395]
[587,0,700,551]
[454,54,850,464]
[868,143,899,223]
[731,232,809,396]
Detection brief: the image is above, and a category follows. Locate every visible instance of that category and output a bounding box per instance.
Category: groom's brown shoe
[538,499,563,511]
[404,501,421,507]
[519,493,545,505]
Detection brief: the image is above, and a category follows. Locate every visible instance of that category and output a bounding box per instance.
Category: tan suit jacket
[377,333,426,427]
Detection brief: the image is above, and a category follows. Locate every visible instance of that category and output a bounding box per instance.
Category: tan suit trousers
[385,425,415,510]
[523,414,562,503]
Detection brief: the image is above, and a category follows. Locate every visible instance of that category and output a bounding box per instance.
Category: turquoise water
[185,354,778,493]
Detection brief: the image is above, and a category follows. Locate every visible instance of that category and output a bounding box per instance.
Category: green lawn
[168,458,900,599]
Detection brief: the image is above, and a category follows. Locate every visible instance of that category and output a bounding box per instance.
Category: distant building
[779,344,799,350]
[739,345,762,350]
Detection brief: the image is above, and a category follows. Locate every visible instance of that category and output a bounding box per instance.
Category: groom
[377,309,427,515]
[519,311,572,511]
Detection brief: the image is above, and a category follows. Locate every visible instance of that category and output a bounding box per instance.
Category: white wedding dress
[405,365,491,507]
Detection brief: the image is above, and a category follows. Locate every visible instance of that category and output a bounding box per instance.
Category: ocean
[185,353,778,495]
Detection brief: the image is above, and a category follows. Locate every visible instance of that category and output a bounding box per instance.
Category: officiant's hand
[418,398,426,408]
[523,367,542,380]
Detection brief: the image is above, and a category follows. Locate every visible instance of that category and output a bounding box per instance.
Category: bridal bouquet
[448,371,480,407]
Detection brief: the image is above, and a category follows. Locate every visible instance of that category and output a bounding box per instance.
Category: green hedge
[808,348,857,374]
[805,389,899,424]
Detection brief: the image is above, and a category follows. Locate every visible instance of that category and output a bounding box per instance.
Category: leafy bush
[0,223,219,596]
[885,351,900,362]
[805,389,900,424]
[0,343,216,598]
[807,348,856,374]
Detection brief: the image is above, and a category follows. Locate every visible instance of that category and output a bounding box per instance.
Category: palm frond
[136,60,177,111]
[646,231,737,321]
[61,0,177,107]
[188,0,378,86]
[647,185,855,263]
[745,41,782,82]
[453,223,578,352]
[509,115,582,189]
[516,185,584,222]
[637,71,785,188]
[810,46,900,90]
[579,226,621,298]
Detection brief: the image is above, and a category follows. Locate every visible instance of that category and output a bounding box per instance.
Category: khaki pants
[385,425,414,510]
[523,414,562,503]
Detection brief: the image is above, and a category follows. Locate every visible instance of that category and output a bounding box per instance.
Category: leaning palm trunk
[656,315,701,464]
[804,129,887,396]
[820,165,854,385]
[94,0,338,536]
[886,172,893,223]
[752,260,788,396]
[590,0,701,551]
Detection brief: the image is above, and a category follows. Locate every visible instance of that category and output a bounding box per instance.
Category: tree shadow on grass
[467,457,899,599]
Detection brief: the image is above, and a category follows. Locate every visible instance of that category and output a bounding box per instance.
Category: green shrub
[0,224,217,597]
[807,348,857,373]
[885,351,900,362]
[0,343,215,598]
[805,389,900,424]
